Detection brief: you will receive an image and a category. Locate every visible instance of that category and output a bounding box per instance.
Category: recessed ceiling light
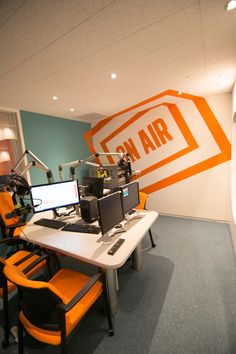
[111,73,117,79]
[226,0,236,11]
[70,108,74,112]
[52,96,58,100]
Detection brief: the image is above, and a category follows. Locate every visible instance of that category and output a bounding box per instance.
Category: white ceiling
[0,0,236,123]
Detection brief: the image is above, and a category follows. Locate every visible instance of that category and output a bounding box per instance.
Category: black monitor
[120,181,140,217]
[0,175,9,191]
[83,176,104,199]
[29,180,80,213]
[0,174,9,184]
[97,191,124,237]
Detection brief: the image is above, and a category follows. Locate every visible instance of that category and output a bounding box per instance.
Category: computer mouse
[114,223,122,229]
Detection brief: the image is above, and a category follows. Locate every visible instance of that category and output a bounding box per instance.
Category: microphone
[5,205,32,219]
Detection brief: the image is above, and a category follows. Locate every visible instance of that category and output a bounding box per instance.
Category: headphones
[8,174,30,196]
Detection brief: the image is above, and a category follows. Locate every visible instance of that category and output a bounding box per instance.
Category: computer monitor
[0,175,9,191]
[120,181,140,217]
[0,174,9,185]
[29,180,80,213]
[83,176,104,199]
[97,191,124,238]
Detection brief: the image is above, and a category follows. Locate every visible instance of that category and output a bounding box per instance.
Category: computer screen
[0,174,9,185]
[0,175,9,191]
[120,181,140,215]
[30,180,80,213]
[97,191,124,236]
[83,176,104,199]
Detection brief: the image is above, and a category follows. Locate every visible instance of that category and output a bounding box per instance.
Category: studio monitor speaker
[80,196,98,223]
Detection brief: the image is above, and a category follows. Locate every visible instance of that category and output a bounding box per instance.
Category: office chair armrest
[57,272,101,312]
[14,248,43,267]
[6,221,26,229]
[0,236,25,246]
[22,252,49,274]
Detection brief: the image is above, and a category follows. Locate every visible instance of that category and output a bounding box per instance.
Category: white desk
[21,210,158,314]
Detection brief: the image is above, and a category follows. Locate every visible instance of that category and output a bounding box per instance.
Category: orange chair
[0,191,26,239]
[3,254,114,354]
[136,192,156,248]
[0,237,46,349]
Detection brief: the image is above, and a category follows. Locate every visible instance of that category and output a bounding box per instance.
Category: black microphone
[5,205,32,219]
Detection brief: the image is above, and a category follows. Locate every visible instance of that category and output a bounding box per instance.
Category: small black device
[108,238,125,255]
[97,191,124,238]
[83,176,104,199]
[80,195,98,223]
[120,181,140,218]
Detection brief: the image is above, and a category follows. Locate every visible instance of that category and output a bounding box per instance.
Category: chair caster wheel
[108,329,114,336]
[2,339,9,349]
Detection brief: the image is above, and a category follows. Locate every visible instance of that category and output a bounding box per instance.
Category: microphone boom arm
[11,149,54,183]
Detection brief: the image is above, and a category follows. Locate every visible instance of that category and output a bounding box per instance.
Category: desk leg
[132,242,142,271]
[101,268,118,316]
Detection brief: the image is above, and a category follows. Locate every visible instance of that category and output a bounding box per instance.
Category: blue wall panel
[20,111,91,185]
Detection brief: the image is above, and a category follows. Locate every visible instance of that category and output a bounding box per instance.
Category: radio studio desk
[20,210,158,315]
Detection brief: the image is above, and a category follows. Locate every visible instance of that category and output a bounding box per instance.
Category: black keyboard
[62,223,101,234]
[34,218,67,229]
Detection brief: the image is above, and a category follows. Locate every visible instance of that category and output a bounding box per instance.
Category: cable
[18,225,30,243]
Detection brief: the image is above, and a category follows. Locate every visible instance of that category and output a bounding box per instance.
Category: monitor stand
[101,232,113,244]
[125,210,143,221]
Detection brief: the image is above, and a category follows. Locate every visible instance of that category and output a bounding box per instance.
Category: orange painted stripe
[132,145,195,180]
[84,89,180,151]
[141,151,230,194]
[84,89,231,194]
[194,97,231,154]
[85,89,208,146]
[100,102,198,171]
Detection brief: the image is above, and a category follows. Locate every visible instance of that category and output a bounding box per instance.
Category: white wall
[90,91,232,221]
[229,82,236,253]
[148,94,232,221]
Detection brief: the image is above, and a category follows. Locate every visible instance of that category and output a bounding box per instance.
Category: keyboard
[34,218,67,229]
[62,223,101,234]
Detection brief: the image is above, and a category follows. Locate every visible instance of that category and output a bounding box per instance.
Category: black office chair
[0,237,47,349]
[3,253,114,354]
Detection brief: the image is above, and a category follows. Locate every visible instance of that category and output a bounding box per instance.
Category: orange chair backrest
[4,264,67,303]
[0,191,25,237]
[0,192,20,227]
[136,192,148,210]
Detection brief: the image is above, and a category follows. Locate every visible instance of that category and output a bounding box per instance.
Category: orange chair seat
[19,269,102,345]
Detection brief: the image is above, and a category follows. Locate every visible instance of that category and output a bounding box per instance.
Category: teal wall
[20,111,91,185]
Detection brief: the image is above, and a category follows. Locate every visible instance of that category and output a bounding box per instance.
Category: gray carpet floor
[1,215,236,354]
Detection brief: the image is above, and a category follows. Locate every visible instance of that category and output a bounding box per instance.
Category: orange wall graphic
[85,89,231,194]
